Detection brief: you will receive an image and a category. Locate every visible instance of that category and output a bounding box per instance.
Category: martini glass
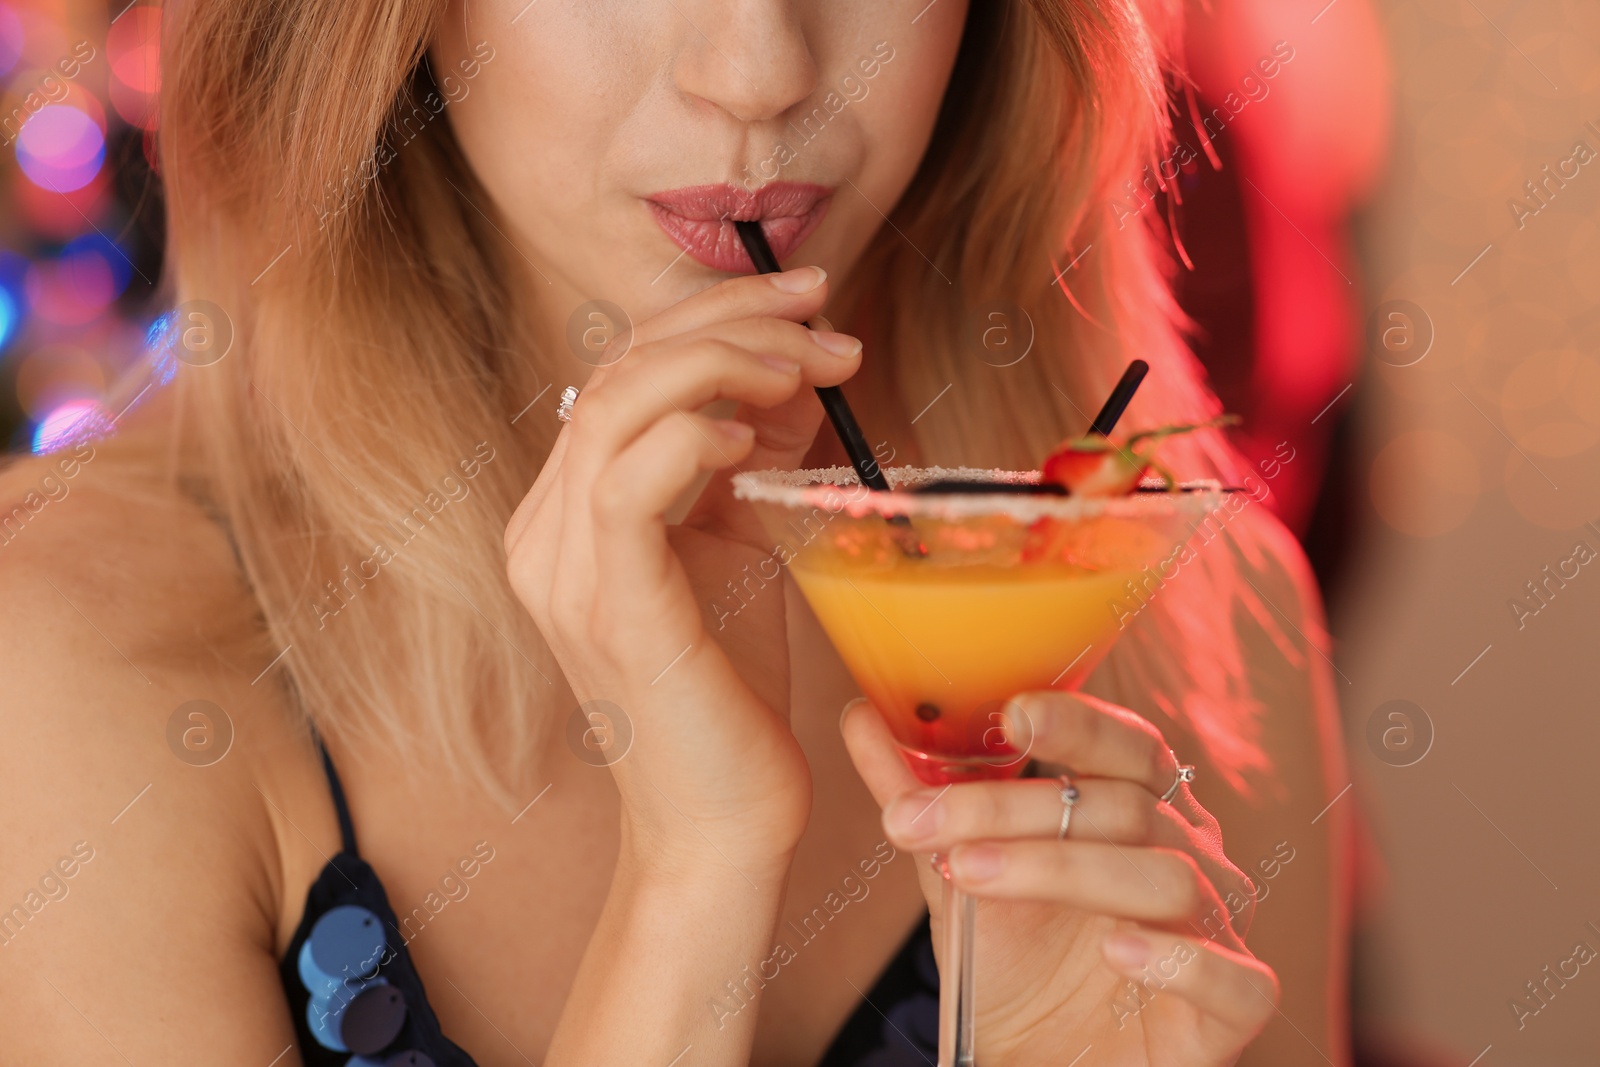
[732,465,1221,1067]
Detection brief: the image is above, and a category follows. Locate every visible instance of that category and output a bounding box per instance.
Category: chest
[292,581,928,1067]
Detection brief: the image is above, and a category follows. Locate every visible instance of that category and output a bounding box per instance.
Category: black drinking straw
[912,360,1154,496]
[735,221,889,492]
[734,221,925,556]
[1088,359,1149,436]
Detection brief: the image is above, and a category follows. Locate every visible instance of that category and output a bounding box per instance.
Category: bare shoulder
[0,442,328,1064]
[0,437,274,692]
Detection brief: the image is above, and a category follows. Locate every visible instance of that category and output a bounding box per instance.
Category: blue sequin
[303,905,386,989]
[307,977,407,1054]
[298,904,407,1055]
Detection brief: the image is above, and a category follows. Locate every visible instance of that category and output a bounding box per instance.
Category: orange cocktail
[790,560,1130,781]
[734,466,1214,785]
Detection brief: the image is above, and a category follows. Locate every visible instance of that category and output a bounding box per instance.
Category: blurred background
[0,0,160,453]
[1,0,1595,1064]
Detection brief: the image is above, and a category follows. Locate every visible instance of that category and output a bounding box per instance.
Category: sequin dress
[279,743,939,1066]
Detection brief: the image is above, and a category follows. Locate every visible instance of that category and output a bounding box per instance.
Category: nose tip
[673,6,819,124]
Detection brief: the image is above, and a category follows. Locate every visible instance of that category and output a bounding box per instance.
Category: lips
[646,182,833,273]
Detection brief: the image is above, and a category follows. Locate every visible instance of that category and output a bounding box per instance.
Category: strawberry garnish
[1041,414,1240,496]
[1041,440,1147,496]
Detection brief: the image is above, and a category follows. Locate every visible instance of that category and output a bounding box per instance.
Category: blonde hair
[145,0,1275,801]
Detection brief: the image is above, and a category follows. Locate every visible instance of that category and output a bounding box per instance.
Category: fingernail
[760,355,800,374]
[838,696,874,734]
[884,791,942,844]
[770,266,826,293]
[718,420,754,441]
[1104,933,1150,972]
[952,844,1003,882]
[811,331,862,358]
[1000,698,1035,747]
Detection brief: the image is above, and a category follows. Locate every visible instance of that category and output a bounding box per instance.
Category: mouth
[645,181,833,273]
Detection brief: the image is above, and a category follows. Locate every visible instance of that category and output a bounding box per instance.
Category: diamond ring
[556,385,579,423]
[1160,751,1196,804]
[1056,773,1080,840]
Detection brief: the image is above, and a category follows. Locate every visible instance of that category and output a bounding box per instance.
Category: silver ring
[1160,750,1196,804]
[556,385,579,422]
[1056,774,1080,840]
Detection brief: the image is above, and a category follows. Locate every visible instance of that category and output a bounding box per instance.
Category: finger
[566,267,829,412]
[627,267,831,347]
[505,421,574,555]
[1010,691,1180,800]
[735,385,827,470]
[506,268,828,549]
[563,321,860,482]
[881,775,1259,945]
[840,699,954,916]
[594,413,756,523]
[840,698,924,809]
[881,777,1180,852]
[945,840,1220,927]
[565,413,758,657]
[680,385,828,544]
[1102,926,1278,1040]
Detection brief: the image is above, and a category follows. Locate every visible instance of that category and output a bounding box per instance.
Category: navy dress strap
[279,739,479,1066]
[280,736,937,1066]
[317,738,360,857]
[190,459,937,1063]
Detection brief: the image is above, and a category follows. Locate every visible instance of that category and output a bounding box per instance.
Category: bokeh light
[67,231,133,294]
[107,6,160,130]
[31,397,111,454]
[144,307,181,386]
[0,286,18,352]
[0,249,27,352]
[54,81,109,134]
[23,236,126,326]
[15,104,105,193]
[12,165,108,237]
[1500,349,1600,458]
[1368,429,1481,538]
[0,5,23,80]
[1504,448,1600,531]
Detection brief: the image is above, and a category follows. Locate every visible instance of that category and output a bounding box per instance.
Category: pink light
[13,166,107,238]
[15,105,104,193]
[56,82,108,134]
[109,7,161,131]
[110,75,158,131]
[0,6,23,80]
[32,398,111,455]
[25,248,116,326]
[108,7,160,93]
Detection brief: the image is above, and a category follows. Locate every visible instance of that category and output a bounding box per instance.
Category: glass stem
[938,863,977,1067]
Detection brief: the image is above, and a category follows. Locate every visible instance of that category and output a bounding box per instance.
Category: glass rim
[730,465,1234,522]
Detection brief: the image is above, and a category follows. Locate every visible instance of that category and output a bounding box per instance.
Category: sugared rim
[731,466,1232,522]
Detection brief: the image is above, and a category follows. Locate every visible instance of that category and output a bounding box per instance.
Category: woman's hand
[505,267,863,878]
[843,692,1279,1066]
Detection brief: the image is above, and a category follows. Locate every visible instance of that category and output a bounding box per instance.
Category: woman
[0,0,1348,1064]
